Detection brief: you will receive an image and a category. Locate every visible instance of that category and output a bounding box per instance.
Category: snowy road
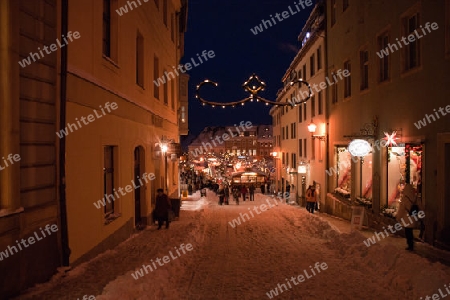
[17,192,450,300]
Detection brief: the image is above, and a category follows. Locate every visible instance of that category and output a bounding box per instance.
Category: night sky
[182,0,314,139]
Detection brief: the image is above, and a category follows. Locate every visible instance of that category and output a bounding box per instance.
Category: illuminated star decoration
[383,131,398,147]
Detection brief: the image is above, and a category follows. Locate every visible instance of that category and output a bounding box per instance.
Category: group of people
[217,183,265,205]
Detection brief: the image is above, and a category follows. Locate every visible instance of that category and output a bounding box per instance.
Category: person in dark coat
[241,186,248,201]
[249,184,255,201]
[224,184,230,205]
[155,188,172,229]
[260,184,265,195]
[218,184,225,205]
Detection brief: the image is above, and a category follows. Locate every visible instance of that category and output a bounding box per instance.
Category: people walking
[260,184,265,195]
[396,183,420,251]
[155,188,172,229]
[306,185,316,213]
[218,184,225,205]
[249,184,255,201]
[241,185,248,202]
[224,184,230,205]
[232,186,240,205]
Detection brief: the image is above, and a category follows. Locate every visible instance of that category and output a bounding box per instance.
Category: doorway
[134,146,146,228]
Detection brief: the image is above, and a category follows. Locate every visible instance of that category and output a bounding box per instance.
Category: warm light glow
[348,139,371,157]
[271,151,278,157]
[307,122,317,133]
[298,165,307,174]
[383,131,398,147]
[161,144,168,153]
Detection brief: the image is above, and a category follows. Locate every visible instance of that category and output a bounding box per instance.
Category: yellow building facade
[65,0,188,264]
[272,2,326,206]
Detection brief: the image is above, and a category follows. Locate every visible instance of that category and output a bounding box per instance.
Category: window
[154,55,160,99]
[103,0,111,57]
[331,0,337,26]
[303,64,307,80]
[303,103,307,120]
[378,32,390,82]
[291,123,296,139]
[446,0,450,55]
[317,46,322,70]
[298,69,302,80]
[318,91,323,115]
[344,60,351,98]
[104,146,117,216]
[331,75,338,103]
[311,95,315,117]
[286,125,289,140]
[403,13,421,71]
[163,0,168,26]
[286,152,289,166]
[304,139,307,158]
[282,152,285,164]
[171,80,175,110]
[299,105,303,122]
[299,139,303,157]
[360,50,369,90]
[310,54,315,77]
[343,0,349,11]
[136,32,144,87]
[163,71,168,105]
[154,0,159,9]
[282,127,285,140]
[292,153,297,169]
[102,0,117,61]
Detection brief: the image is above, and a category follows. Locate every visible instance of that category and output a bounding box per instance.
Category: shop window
[385,144,423,215]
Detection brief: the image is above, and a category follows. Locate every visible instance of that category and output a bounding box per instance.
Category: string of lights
[195,74,313,108]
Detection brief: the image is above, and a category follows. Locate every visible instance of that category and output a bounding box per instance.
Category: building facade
[65,0,188,265]
[271,1,326,205]
[325,0,450,247]
[188,125,273,159]
[0,0,188,297]
[0,1,62,297]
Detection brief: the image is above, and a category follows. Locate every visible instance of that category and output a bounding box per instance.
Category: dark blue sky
[182,0,314,137]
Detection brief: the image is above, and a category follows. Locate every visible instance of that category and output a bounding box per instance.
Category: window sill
[400,65,423,79]
[104,212,122,225]
[0,207,24,218]
[102,55,119,67]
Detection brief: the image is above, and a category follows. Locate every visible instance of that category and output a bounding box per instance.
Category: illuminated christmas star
[383,131,398,147]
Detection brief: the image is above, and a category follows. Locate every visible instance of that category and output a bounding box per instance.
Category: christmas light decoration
[195,74,312,107]
[383,131,399,147]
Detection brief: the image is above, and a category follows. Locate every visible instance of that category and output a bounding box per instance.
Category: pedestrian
[260,184,265,195]
[155,188,172,230]
[249,184,255,201]
[232,186,240,205]
[396,183,420,251]
[224,184,230,205]
[218,184,225,205]
[241,185,248,202]
[306,185,316,213]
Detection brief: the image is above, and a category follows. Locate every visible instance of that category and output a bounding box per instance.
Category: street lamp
[307,120,326,141]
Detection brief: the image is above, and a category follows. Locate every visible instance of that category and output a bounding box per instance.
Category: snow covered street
[16,191,450,300]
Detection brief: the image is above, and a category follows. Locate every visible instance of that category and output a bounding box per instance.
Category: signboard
[350,206,365,230]
[348,139,371,157]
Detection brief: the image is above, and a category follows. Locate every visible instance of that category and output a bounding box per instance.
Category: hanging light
[307,121,317,133]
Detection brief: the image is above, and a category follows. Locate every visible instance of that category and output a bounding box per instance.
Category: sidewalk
[310,208,450,267]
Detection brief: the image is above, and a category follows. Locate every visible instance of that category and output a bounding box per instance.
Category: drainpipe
[59,0,70,266]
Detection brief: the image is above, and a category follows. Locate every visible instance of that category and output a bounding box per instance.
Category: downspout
[59,0,70,266]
